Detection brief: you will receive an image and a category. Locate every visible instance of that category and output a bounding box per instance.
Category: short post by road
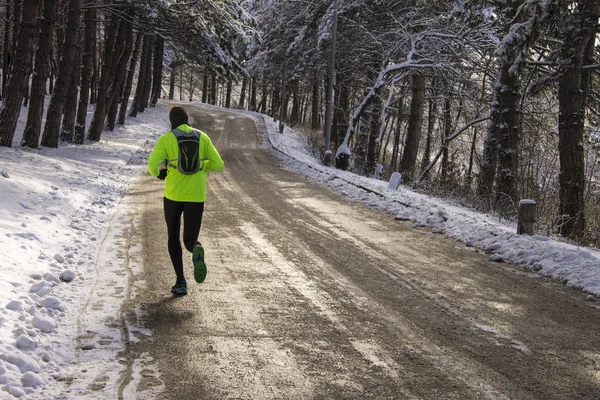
[517,199,536,235]
[387,172,402,190]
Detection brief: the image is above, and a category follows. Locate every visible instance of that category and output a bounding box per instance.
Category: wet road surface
[120,105,600,400]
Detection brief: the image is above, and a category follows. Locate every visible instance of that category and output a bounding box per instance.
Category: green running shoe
[193,245,207,283]
[171,280,187,296]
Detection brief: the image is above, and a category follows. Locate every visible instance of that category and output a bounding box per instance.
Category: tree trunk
[398,73,425,183]
[90,23,97,105]
[118,31,142,126]
[2,0,12,98]
[334,80,350,151]
[210,72,217,105]
[494,63,520,209]
[87,11,119,140]
[150,36,164,107]
[557,0,600,237]
[73,1,96,144]
[202,73,208,103]
[225,79,232,108]
[440,96,452,185]
[353,114,370,175]
[0,0,39,148]
[139,35,155,112]
[311,71,320,130]
[129,34,150,118]
[106,13,134,131]
[250,78,257,111]
[290,80,300,125]
[366,92,382,176]
[40,0,80,148]
[169,64,176,100]
[391,97,405,171]
[420,95,436,179]
[60,38,81,142]
[239,75,247,108]
[21,0,58,148]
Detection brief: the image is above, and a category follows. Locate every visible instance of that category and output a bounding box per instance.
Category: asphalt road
[119,104,600,399]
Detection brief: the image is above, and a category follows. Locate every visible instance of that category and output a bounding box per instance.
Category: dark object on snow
[336,153,349,170]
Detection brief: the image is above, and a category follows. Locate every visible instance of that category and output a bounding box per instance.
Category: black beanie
[169,106,188,129]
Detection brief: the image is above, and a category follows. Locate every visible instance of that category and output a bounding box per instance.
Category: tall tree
[40,0,81,148]
[118,31,142,126]
[2,0,12,98]
[0,0,39,148]
[129,34,150,118]
[88,12,121,140]
[73,1,96,144]
[105,12,134,131]
[557,0,600,237]
[60,38,82,142]
[398,73,425,182]
[150,36,164,107]
[21,0,59,148]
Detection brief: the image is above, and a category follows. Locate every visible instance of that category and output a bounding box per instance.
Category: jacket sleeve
[147,135,168,177]
[203,134,224,172]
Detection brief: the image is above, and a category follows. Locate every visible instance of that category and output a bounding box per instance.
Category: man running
[147,106,224,295]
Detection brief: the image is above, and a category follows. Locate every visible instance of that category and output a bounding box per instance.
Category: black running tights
[163,197,205,282]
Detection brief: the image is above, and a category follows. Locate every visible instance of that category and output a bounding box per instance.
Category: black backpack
[171,128,203,174]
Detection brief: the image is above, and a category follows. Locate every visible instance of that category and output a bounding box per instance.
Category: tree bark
[118,31,142,126]
[420,95,436,179]
[73,1,96,144]
[202,73,208,103]
[129,35,150,118]
[21,0,58,148]
[225,79,232,108]
[366,92,382,176]
[0,0,39,148]
[239,75,247,108]
[60,38,81,142]
[2,0,12,98]
[106,13,134,131]
[494,63,520,208]
[87,11,119,140]
[250,78,257,111]
[150,36,164,107]
[139,35,155,112]
[210,72,217,105]
[40,0,81,148]
[311,71,320,130]
[398,73,425,183]
[557,0,600,237]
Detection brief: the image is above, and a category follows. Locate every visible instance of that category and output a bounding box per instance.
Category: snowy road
[120,105,600,399]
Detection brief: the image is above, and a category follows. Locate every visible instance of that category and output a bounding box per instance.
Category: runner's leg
[164,197,186,282]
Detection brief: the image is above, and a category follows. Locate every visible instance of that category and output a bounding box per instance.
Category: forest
[0,0,598,246]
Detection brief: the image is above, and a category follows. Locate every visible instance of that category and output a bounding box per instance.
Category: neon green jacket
[147,124,224,202]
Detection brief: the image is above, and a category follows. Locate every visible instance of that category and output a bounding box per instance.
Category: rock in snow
[60,270,76,282]
[490,253,504,262]
[31,316,55,333]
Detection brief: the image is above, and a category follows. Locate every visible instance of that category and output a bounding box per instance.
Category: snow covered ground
[0,100,599,399]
